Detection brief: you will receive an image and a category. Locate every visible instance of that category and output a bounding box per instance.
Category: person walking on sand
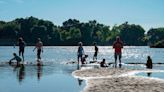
[18,37,26,61]
[113,36,123,68]
[77,42,84,64]
[93,42,98,61]
[33,38,43,60]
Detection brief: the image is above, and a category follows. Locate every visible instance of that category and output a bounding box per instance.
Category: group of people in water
[77,36,153,68]
[8,37,43,83]
[9,36,153,69]
[77,36,124,68]
[9,37,43,66]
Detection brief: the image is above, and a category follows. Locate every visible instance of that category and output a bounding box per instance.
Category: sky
[0,0,164,31]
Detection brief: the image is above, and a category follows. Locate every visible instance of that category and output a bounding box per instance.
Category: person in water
[81,55,88,64]
[100,59,108,67]
[146,56,153,69]
[77,42,84,64]
[93,42,98,61]
[33,38,43,60]
[9,53,22,66]
[113,36,123,68]
[18,37,26,61]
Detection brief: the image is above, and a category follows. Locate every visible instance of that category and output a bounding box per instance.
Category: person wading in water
[113,36,123,68]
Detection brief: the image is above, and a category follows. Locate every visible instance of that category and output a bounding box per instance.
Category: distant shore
[73,68,164,92]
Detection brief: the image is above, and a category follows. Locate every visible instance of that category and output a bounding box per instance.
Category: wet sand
[72,68,164,92]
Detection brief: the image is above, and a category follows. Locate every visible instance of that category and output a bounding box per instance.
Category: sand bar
[72,68,164,92]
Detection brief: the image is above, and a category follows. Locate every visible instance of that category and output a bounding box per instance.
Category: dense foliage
[0,16,163,46]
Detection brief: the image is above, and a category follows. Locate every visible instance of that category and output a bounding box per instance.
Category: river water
[0,46,164,92]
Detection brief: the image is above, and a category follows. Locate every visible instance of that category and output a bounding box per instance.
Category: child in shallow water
[146,56,153,69]
[9,53,22,66]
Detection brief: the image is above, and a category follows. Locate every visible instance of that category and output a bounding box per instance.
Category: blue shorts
[78,54,83,58]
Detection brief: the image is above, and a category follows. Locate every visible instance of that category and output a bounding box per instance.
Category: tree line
[0,16,163,46]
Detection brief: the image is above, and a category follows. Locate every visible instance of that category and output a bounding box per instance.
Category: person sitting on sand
[146,56,153,69]
[9,53,22,66]
[100,59,108,67]
[81,55,88,64]
[77,42,84,64]
[113,36,123,68]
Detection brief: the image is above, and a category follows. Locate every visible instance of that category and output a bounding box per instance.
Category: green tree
[147,28,164,45]
[119,22,145,45]
[31,25,47,44]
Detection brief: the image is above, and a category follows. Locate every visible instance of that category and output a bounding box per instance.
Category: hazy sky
[0,0,164,31]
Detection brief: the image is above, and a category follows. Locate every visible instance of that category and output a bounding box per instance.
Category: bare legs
[93,56,97,61]
[19,50,24,61]
[114,53,122,68]
[77,55,82,65]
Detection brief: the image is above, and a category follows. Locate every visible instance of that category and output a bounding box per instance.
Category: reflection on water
[136,72,164,79]
[0,63,85,92]
[5,63,49,84]
[147,72,152,77]
[77,78,84,86]
[37,64,42,81]
[13,64,43,83]
[17,65,25,83]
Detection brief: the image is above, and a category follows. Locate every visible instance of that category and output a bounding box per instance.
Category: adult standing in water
[93,42,98,61]
[146,56,153,69]
[18,37,26,61]
[33,38,43,60]
[77,42,84,65]
[113,36,123,68]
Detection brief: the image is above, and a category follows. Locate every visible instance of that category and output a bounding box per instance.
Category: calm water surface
[136,72,164,79]
[0,46,164,92]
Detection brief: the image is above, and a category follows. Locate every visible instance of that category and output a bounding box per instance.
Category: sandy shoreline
[72,68,164,92]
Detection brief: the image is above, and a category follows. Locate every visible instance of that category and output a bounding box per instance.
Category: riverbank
[73,68,164,92]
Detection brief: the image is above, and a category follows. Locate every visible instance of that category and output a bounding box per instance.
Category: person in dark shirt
[9,53,22,66]
[100,59,108,67]
[93,42,98,61]
[146,56,153,69]
[18,37,26,61]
